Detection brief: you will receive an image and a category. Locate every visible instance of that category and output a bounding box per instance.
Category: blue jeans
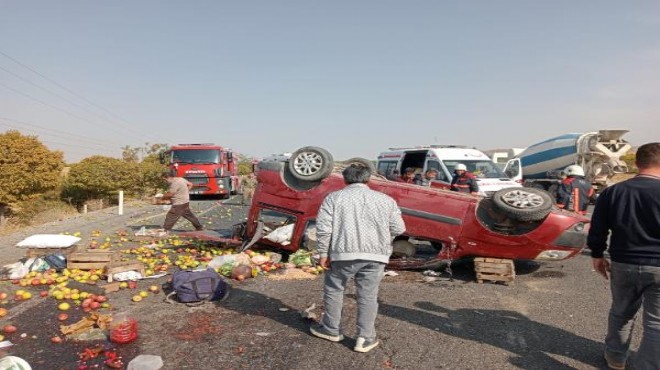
[321,260,385,341]
[606,261,660,370]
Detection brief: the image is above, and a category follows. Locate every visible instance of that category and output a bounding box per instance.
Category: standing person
[450,164,479,194]
[240,173,257,205]
[160,171,203,233]
[416,169,438,186]
[557,165,593,214]
[310,164,406,353]
[587,142,660,370]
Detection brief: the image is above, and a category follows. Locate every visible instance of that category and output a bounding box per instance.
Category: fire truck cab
[161,143,239,197]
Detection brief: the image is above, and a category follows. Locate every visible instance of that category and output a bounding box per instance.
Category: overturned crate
[105,261,146,283]
[25,245,79,259]
[474,257,515,285]
[67,249,120,270]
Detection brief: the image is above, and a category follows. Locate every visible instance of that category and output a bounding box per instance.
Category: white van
[376,145,521,196]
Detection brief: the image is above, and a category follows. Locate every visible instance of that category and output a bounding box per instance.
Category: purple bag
[170,268,229,303]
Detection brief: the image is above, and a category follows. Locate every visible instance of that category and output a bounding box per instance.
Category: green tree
[63,156,141,205]
[237,155,256,175]
[0,130,64,226]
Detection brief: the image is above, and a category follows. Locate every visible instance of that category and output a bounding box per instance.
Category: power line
[0,50,153,139]
[0,80,130,138]
[0,64,148,138]
[0,117,123,150]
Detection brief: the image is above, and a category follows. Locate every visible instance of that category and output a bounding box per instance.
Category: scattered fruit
[138,291,149,298]
[3,325,17,334]
[131,295,142,302]
[58,302,71,311]
[51,336,63,344]
[0,308,7,317]
[58,313,69,321]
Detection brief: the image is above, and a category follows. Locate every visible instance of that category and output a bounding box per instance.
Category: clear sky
[1,1,659,162]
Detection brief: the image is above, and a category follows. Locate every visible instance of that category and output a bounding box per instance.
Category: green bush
[63,156,142,206]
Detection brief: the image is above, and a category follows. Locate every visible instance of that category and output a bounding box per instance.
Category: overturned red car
[241,146,589,270]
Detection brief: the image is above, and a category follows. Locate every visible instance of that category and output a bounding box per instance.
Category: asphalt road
[0,197,640,369]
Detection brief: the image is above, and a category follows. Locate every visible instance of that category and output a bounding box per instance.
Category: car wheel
[287,146,334,182]
[392,240,416,258]
[343,157,376,174]
[491,187,553,222]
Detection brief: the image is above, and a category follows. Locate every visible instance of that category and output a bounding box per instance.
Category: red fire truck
[161,143,240,197]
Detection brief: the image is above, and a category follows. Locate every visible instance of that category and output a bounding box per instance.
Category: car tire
[287,146,334,182]
[491,187,553,222]
[343,157,376,174]
[392,240,416,258]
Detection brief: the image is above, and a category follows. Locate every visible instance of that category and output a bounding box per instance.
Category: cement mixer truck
[503,130,631,199]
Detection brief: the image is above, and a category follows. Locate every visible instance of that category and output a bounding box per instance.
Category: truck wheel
[287,146,334,182]
[343,157,376,175]
[491,187,553,222]
[392,240,416,258]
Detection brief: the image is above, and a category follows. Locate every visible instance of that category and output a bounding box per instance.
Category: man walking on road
[160,171,203,233]
[587,142,660,370]
[310,164,406,353]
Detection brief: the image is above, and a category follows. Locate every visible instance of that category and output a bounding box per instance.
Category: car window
[377,161,398,177]
[426,160,449,182]
[443,160,506,178]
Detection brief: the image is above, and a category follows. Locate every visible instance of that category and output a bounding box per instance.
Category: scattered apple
[58,302,71,311]
[94,295,107,303]
[138,291,149,298]
[132,295,143,302]
[57,313,68,321]
[89,302,101,310]
[3,325,17,334]
[51,336,63,344]
[0,292,7,300]
[0,308,7,317]
[39,291,49,298]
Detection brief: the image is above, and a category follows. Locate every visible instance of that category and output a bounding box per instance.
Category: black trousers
[163,203,203,231]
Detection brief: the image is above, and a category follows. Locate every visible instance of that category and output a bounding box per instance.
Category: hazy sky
[1,1,659,162]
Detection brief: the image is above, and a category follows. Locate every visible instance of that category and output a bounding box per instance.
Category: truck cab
[376,145,521,197]
[161,143,240,197]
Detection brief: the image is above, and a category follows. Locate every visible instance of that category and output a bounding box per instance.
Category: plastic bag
[113,271,144,281]
[288,250,312,267]
[264,224,294,245]
[208,255,237,270]
[29,257,50,272]
[1,262,29,280]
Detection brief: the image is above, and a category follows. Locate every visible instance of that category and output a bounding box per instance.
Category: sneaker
[604,351,625,370]
[354,337,380,353]
[310,324,344,342]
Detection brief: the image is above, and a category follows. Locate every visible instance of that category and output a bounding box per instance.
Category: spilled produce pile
[0,229,324,368]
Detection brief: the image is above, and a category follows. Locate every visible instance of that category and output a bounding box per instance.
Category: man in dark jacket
[557,165,593,214]
[450,164,479,194]
[587,142,660,370]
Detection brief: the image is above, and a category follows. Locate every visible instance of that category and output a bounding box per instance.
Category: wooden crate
[474,257,515,285]
[105,261,146,282]
[25,245,78,258]
[67,249,119,270]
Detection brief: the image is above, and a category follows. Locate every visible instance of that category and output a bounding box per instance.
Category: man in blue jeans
[588,142,660,370]
[310,164,405,353]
